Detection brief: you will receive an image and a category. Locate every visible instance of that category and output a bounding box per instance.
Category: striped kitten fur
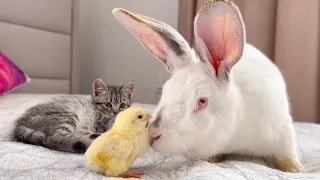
[11,78,134,153]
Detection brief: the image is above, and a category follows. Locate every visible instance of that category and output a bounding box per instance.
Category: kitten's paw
[30,131,46,145]
[73,141,87,153]
[89,133,101,140]
[277,156,306,173]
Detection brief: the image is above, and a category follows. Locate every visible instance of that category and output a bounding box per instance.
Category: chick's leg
[105,159,144,178]
[119,171,145,178]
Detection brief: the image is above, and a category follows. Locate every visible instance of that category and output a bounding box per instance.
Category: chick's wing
[103,134,134,160]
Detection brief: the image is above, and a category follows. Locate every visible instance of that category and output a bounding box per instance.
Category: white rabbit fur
[150,45,295,158]
[113,0,304,172]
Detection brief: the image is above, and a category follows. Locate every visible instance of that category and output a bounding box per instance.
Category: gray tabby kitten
[11,78,134,153]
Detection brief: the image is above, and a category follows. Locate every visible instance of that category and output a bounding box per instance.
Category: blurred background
[0,0,319,123]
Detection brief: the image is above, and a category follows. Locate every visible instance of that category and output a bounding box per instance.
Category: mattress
[1,94,320,180]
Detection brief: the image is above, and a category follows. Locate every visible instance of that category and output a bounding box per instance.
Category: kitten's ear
[93,78,108,97]
[122,81,135,99]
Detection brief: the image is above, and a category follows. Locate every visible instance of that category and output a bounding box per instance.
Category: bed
[0,94,320,180]
[1,1,320,180]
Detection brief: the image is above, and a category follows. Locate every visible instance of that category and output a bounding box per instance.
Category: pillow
[0,51,30,95]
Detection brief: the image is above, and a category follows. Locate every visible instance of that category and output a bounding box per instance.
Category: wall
[274,0,320,123]
[78,0,179,104]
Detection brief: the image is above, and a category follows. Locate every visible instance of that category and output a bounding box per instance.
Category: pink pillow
[0,51,30,95]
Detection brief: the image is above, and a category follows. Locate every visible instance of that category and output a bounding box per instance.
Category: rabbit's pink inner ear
[132,25,168,61]
[114,11,168,64]
[195,1,244,76]
[113,8,190,73]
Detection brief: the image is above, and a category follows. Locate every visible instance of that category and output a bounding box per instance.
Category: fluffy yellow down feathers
[85,107,151,178]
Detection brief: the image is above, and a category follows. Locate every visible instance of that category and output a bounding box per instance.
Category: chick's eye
[138,115,143,119]
[104,102,112,108]
[119,103,126,109]
[194,97,208,113]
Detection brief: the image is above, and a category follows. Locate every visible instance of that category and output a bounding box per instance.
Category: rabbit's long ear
[113,8,191,73]
[194,0,245,80]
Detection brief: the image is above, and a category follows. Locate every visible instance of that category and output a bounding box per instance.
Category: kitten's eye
[104,102,112,108]
[194,97,208,113]
[119,103,126,109]
[138,115,143,119]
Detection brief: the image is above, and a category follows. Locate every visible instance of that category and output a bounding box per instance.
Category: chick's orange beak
[146,113,152,120]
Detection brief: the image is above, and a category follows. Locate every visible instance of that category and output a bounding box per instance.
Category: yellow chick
[85,107,151,178]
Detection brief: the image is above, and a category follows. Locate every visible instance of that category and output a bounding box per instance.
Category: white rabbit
[113,0,305,173]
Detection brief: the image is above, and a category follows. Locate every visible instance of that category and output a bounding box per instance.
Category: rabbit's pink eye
[199,99,206,104]
[195,97,208,113]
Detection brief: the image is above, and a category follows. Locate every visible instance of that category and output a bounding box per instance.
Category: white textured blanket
[1,94,320,180]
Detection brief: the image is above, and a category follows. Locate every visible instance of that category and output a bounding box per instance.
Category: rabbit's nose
[148,122,161,143]
[148,121,158,135]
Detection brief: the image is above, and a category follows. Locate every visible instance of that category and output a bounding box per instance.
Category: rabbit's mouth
[149,135,161,146]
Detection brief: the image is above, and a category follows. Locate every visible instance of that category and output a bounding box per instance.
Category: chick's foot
[118,171,145,178]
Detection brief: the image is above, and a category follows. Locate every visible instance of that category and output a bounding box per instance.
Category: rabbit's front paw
[207,154,227,163]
